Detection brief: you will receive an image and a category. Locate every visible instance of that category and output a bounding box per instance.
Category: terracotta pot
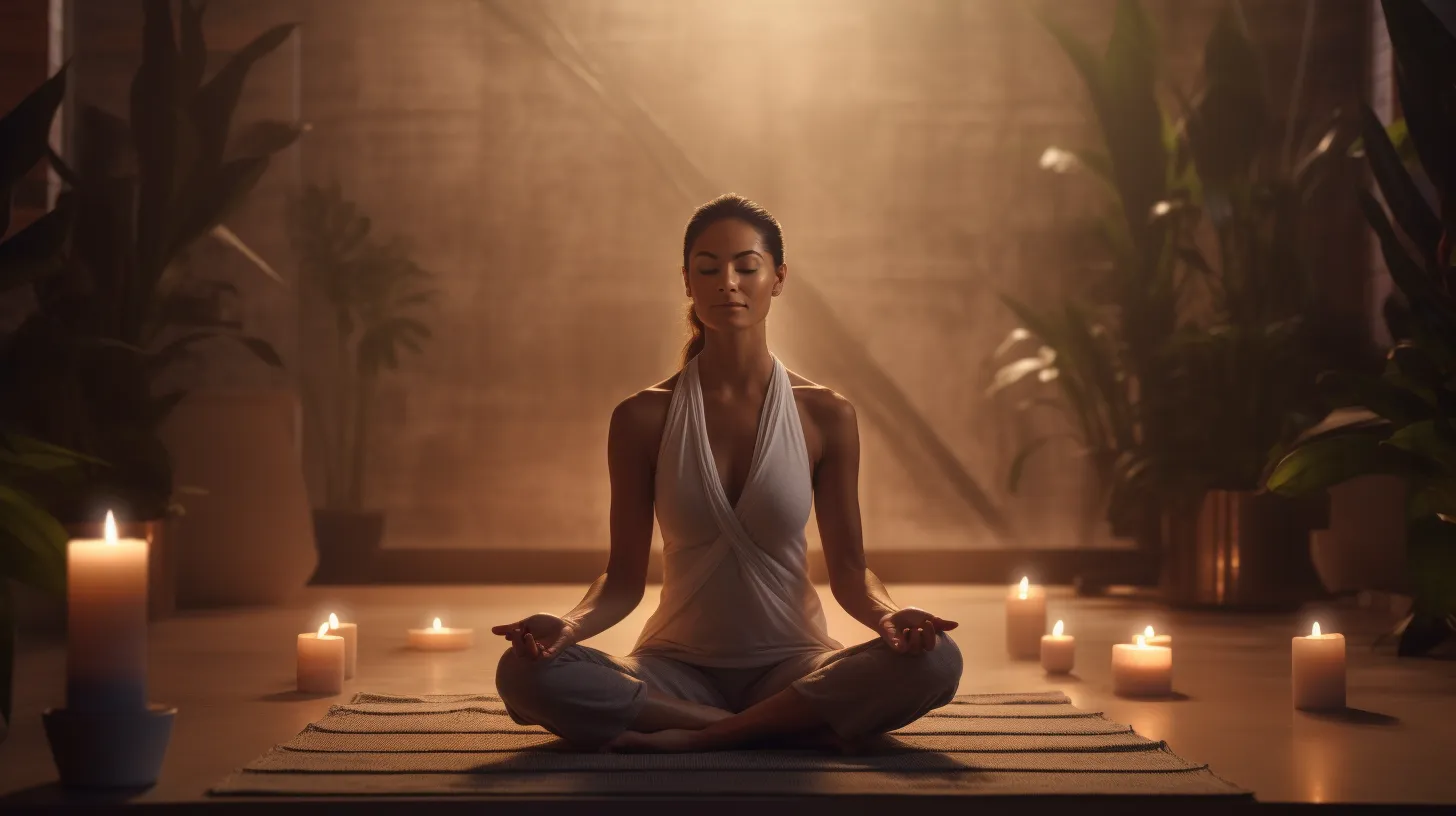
[159,387,316,608]
[62,518,176,621]
[310,509,385,584]
[1159,490,1329,610]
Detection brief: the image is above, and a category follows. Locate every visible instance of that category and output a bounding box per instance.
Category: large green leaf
[1360,106,1442,258]
[1382,0,1456,202]
[1386,420,1456,475]
[190,23,297,168]
[1266,432,1395,497]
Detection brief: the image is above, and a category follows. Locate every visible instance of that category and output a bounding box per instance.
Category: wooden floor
[1,584,1454,812]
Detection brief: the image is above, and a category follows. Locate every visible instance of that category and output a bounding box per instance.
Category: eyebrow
[693,250,763,261]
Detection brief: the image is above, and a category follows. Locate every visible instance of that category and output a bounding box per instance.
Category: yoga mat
[211,692,1248,798]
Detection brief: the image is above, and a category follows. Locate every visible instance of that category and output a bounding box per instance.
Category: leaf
[172,157,270,257]
[0,485,68,596]
[1382,0,1456,200]
[1007,435,1077,494]
[987,355,1054,396]
[190,23,297,168]
[0,65,67,192]
[233,335,284,368]
[177,0,207,95]
[209,223,286,287]
[225,119,307,161]
[1360,105,1441,259]
[1316,369,1433,424]
[1360,192,1456,331]
[1266,432,1394,496]
[1385,420,1456,475]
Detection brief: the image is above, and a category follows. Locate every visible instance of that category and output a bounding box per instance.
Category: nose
[719,268,739,293]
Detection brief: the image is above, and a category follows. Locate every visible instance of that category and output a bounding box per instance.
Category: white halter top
[629,354,843,667]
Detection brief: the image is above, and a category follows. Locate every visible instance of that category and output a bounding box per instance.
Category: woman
[492,194,962,753]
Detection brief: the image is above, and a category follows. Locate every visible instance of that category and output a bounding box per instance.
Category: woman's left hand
[878,607,958,655]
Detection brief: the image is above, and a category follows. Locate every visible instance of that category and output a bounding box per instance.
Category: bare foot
[603,728,702,753]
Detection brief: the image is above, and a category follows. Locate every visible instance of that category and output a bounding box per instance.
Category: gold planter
[63,518,176,620]
[1159,490,1329,610]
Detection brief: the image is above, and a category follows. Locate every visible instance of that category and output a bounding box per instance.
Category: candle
[66,511,149,712]
[407,617,473,651]
[1005,576,1046,659]
[1142,625,1172,647]
[1112,634,1173,697]
[1040,619,1075,674]
[297,621,345,694]
[328,612,358,679]
[1292,621,1345,711]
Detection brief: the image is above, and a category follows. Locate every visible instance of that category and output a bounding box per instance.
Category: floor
[1,584,1454,811]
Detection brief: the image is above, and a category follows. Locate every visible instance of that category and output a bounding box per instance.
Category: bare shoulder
[786,369,857,437]
[610,372,680,459]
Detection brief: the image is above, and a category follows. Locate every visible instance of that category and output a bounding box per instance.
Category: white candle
[1292,621,1345,711]
[1142,625,1172,647]
[1112,635,1173,697]
[297,622,345,694]
[407,617,473,651]
[1040,619,1075,674]
[66,511,149,712]
[328,612,358,679]
[1005,577,1046,659]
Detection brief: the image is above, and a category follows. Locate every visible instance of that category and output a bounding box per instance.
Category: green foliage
[1267,0,1456,655]
[288,182,438,512]
[991,0,1354,540]
[0,0,299,523]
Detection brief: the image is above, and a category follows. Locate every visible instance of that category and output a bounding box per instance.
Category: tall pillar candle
[297,622,345,694]
[328,613,358,679]
[1005,577,1046,659]
[66,512,149,712]
[1292,622,1345,711]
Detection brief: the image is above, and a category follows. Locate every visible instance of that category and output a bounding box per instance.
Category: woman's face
[682,218,785,332]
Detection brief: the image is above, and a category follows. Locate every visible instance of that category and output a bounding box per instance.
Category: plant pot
[159,387,317,608]
[1159,489,1330,611]
[62,518,177,621]
[310,509,385,584]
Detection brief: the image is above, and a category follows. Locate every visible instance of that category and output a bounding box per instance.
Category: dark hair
[679,194,785,367]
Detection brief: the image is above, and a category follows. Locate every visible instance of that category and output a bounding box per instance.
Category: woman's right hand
[490,613,579,661]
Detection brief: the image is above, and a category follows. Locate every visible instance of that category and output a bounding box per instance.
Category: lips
[715,303,748,309]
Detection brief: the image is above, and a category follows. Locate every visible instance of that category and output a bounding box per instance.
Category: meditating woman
[492,194,962,753]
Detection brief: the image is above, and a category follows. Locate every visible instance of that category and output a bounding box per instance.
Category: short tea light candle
[1005,577,1046,660]
[1292,621,1345,711]
[1142,625,1172,647]
[408,617,473,651]
[1112,634,1172,697]
[1040,619,1075,674]
[297,622,345,694]
[328,613,358,679]
[67,511,149,712]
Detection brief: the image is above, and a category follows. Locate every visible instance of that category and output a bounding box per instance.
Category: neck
[696,328,774,394]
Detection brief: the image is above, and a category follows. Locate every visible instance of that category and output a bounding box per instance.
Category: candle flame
[1144,625,1155,638]
[1135,634,1147,648]
[432,617,443,631]
[104,511,118,546]
[329,613,340,629]
[1018,576,1029,600]
[317,622,330,638]
[1053,620,1064,637]
[1312,621,1321,637]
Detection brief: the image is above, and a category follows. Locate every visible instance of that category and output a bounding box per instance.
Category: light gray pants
[495,632,962,750]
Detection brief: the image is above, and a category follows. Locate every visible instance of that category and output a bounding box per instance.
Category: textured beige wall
[55,0,1369,557]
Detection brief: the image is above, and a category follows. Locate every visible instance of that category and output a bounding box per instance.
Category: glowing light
[329,613,340,630]
[1018,576,1029,600]
[1053,620,1065,637]
[1144,625,1155,639]
[432,617,443,631]
[317,622,330,638]
[1311,621,1321,637]
[104,511,118,546]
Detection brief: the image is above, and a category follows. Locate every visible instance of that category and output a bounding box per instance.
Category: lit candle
[1292,622,1345,711]
[1112,634,1173,697]
[297,621,345,694]
[1005,576,1046,659]
[66,511,149,712]
[407,617,473,651]
[1142,625,1172,647]
[328,612,358,679]
[1040,619,1075,674]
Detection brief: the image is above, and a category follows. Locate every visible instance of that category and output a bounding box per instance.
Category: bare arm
[558,394,658,641]
[812,394,901,633]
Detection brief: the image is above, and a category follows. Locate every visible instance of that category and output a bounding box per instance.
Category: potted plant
[989,0,1352,607]
[0,0,302,616]
[1268,0,1456,655]
[287,182,437,582]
